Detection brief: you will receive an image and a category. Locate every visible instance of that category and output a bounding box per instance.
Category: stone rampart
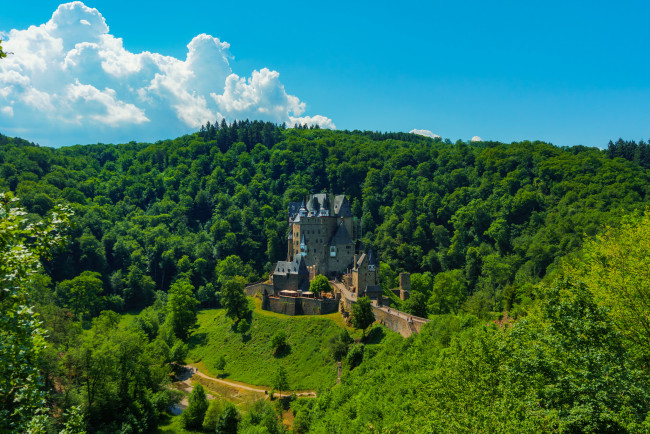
[333,281,428,338]
[301,297,339,315]
[267,296,339,316]
[268,296,300,315]
[372,306,427,338]
[244,282,274,297]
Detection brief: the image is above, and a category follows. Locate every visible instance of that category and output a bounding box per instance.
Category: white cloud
[0,2,333,146]
[471,136,482,142]
[290,115,336,129]
[410,129,440,139]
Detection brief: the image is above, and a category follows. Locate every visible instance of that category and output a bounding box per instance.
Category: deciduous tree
[309,274,331,296]
[221,276,249,322]
[165,279,198,340]
[352,296,375,337]
[0,194,70,432]
[182,384,209,430]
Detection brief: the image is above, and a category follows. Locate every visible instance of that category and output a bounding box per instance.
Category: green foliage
[0,193,71,432]
[346,343,364,369]
[55,270,103,319]
[352,296,375,335]
[237,317,250,333]
[241,399,285,433]
[272,366,289,395]
[60,311,175,431]
[304,277,650,432]
[428,269,467,315]
[2,127,649,319]
[182,384,209,430]
[566,210,650,366]
[221,276,250,322]
[59,405,86,434]
[309,274,331,296]
[169,340,188,364]
[4,124,650,431]
[270,329,287,352]
[329,329,353,360]
[214,355,226,372]
[203,399,225,431]
[0,40,6,59]
[216,403,240,434]
[165,279,199,340]
[402,290,428,318]
[186,308,340,390]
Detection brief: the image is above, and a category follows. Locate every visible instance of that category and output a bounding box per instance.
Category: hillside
[2,123,649,319]
[186,300,352,390]
[3,123,650,431]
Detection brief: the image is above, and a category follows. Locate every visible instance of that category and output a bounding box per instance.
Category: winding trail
[182,365,317,398]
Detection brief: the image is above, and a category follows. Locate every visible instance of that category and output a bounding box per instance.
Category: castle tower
[399,273,411,301]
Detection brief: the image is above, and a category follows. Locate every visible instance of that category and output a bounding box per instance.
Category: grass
[156,413,204,434]
[186,298,345,391]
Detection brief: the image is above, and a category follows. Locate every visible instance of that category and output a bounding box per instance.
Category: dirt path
[182,365,317,398]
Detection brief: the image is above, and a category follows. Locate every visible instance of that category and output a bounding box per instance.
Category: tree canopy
[352,296,375,335]
[309,274,331,296]
[2,122,650,430]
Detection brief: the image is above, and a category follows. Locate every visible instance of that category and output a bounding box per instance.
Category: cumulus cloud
[410,129,440,139]
[0,2,333,146]
[471,136,482,142]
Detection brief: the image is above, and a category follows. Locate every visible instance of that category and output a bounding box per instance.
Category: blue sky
[1,1,649,147]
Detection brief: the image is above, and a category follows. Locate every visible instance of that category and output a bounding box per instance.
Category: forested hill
[1,123,648,317]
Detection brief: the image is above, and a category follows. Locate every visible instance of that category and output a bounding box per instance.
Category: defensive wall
[244,282,339,316]
[333,281,428,338]
[266,296,339,316]
[244,282,274,297]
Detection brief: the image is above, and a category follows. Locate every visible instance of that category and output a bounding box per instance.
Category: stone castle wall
[372,307,427,338]
[244,282,274,297]
[267,296,339,316]
[335,281,428,338]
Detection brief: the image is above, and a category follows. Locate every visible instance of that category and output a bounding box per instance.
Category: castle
[245,193,427,334]
[270,193,379,297]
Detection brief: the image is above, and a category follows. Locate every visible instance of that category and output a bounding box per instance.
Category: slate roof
[356,253,367,268]
[306,193,331,214]
[330,222,353,246]
[333,195,352,217]
[288,202,301,220]
[367,247,379,267]
[273,254,309,276]
[294,254,309,274]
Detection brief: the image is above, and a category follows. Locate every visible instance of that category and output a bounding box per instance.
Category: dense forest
[2,122,650,432]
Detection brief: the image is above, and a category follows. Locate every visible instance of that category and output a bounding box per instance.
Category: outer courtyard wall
[372,306,427,337]
[245,282,275,297]
[334,281,428,338]
[267,296,339,316]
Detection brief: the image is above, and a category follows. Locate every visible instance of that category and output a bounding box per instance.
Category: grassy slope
[186,298,348,390]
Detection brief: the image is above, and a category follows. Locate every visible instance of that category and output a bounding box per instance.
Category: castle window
[330,246,337,257]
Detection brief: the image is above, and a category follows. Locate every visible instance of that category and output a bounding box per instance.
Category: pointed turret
[299,198,308,217]
[367,247,378,271]
[300,233,307,256]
